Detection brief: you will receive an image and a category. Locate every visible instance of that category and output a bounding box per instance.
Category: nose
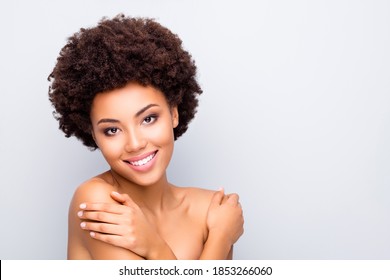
[124,128,147,153]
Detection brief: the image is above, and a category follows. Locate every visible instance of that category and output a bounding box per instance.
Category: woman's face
[90,82,178,187]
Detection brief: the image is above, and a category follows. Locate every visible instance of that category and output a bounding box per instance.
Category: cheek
[96,137,124,160]
[148,122,175,146]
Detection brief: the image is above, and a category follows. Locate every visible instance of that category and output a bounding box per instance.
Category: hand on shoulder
[68,177,144,259]
[179,186,244,246]
[207,188,244,246]
[197,188,244,260]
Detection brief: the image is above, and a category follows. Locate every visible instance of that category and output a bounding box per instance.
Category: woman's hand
[199,189,244,259]
[206,189,244,246]
[78,191,175,259]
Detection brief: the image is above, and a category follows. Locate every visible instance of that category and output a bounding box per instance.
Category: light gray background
[0,0,389,259]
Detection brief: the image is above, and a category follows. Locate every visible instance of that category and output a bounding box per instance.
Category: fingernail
[90,232,95,237]
[80,222,86,228]
[112,191,120,196]
[80,203,86,209]
[77,211,83,217]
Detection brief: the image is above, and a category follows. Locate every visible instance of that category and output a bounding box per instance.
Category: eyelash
[143,114,158,125]
[103,127,119,136]
[102,115,158,136]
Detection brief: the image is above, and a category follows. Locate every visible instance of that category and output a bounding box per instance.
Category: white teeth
[129,153,155,166]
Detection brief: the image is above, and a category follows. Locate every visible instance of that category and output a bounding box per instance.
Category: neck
[108,169,174,214]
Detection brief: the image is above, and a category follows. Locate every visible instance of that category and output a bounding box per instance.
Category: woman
[48,14,243,259]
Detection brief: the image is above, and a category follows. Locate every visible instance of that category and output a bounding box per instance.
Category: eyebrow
[135,104,159,117]
[97,118,119,125]
[96,104,159,125]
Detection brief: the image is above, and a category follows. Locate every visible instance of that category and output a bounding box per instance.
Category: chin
[113,167,167,187]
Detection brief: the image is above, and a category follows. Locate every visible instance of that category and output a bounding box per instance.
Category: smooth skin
[67,83,244,259]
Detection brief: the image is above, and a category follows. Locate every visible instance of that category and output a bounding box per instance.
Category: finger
[226,193,239,205]
[78,210,122,224]
[79,202,125,214]
[210,189,225,208]
[111,192,138,208]
[89,231,123,246]
[221,194,229,203]
[80,221,121,235]
[89,232,139,254]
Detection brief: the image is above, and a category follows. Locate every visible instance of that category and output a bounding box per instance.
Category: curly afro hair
[48,14,202,150]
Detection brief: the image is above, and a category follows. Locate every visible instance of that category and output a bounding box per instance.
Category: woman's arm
[68,180,144,259]
[78,189,244,260]
[199,190,244,259]
[77,190,176,260]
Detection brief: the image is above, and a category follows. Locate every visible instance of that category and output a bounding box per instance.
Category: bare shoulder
[173,186,217,214]
[181,186,215,202]
[68,177,142,260]
[71,177,117,205]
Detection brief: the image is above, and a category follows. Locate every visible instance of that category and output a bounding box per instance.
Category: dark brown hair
[48,14,202,149]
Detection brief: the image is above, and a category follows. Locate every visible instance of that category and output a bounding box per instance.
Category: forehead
[90,83,168,118]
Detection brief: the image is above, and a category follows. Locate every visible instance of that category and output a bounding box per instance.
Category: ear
[171,106,179,128]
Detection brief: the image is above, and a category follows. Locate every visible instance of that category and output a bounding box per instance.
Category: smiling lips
[124,150,158,169]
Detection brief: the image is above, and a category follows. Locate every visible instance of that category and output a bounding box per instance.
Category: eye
[142,115,158,125]
[104,127,119,136]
